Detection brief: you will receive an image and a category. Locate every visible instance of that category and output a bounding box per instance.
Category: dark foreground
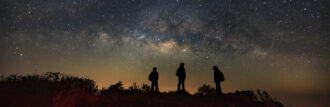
[1,93,283,107]
[109,94,283,107]
[0,73,283,107]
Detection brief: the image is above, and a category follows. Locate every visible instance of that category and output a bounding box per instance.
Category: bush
[101,81,125,95]
[196,84,216,95]
[257,89,274,102]
[141,83,151,92]
[101,82,154,95]
[0,72,97,94]
[0,72,99,107]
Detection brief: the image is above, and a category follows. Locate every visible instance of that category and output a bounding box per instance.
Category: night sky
[0,0,330,106]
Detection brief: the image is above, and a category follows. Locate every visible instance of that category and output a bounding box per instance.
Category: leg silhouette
[178,79,185,92]
[182,80,185,91]
[155,82,159,92]
[216,82,222,95]
[151,82,155,92]
[177,79,181,91]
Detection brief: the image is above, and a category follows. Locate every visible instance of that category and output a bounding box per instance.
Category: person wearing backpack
[149,67,159,92]
[213,66,224,95]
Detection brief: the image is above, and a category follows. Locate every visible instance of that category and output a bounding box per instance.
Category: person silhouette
[176,62,186,92]
[149,67,159,92]
[213,66,224,95]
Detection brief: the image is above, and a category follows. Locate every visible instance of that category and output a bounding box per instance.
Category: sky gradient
[1,0,329,106]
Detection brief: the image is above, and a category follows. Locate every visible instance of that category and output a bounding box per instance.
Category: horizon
[1,71,330,96]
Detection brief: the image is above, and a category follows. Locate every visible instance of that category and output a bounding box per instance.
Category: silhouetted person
[176,63,186,92]
[213,66,224,95]
[149,67,159,92]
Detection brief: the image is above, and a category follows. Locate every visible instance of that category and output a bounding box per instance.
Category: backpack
[148,73,152,81]
[219,72,225,81]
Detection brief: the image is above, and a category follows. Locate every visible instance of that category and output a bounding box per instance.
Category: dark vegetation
[0,72,283,107]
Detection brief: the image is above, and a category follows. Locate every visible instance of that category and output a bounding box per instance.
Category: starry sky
[0,0,330,106]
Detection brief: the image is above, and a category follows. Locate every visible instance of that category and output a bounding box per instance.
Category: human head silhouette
[180,62,184,67]
[213,66,219,70]
[153,67,157,71]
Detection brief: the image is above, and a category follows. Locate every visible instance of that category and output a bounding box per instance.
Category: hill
[0,72,283,107]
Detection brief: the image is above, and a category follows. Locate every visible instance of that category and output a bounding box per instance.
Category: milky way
[0,0,330,106]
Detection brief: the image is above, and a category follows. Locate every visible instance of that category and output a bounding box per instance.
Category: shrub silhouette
[101,82,152,95]
[195,84,277,102]
[0,72,102,107]
[128,82,140,91]
[257,89,274,102]
[0,72,97,93]
[141,83,151,92]
[100,81,125,95]
[195,84,283,107]
[127,82,144,94]
[196,84,216,95]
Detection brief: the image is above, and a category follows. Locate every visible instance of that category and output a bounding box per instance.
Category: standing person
[176,62,186,92]
[213,66,224,95]
[149,67,159,92]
